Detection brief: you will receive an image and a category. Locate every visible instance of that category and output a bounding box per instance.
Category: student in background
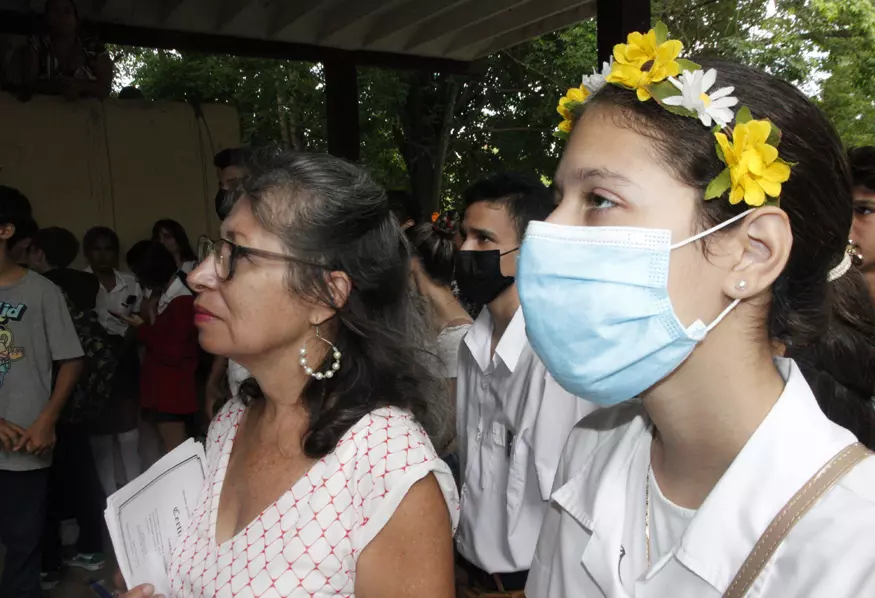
[83,226,143,494]
[121,241,198,453]
[849,146,875,303]
[0,186,83,598]
[214,147,249,220]
[28,226,110,583]
[152,218,197,275]
[206,149,252,419]
[407,212,473,409]
[453,173,598,597]
[9,215,38,267]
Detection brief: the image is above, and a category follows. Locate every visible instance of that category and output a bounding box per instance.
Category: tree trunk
[396,72,463,218]
[276,90,290,150]
[431,78,461,211]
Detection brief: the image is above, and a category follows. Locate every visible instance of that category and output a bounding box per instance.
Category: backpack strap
[723,442,873,598]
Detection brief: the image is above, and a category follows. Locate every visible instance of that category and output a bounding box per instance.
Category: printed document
[105,438,206,595]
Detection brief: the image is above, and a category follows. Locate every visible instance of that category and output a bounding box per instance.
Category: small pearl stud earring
[736,280,747,291]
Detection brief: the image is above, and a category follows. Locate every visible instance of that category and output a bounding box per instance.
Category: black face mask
[455,248,518,306]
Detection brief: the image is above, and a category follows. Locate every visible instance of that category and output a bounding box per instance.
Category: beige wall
[0,91,240,268]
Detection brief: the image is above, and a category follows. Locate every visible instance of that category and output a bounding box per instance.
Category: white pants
[90,429,143,496]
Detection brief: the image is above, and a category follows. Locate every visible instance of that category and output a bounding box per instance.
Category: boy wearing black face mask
[454,173,598,597]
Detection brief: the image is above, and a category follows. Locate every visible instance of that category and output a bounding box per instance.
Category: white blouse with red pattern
[168,400,459,597]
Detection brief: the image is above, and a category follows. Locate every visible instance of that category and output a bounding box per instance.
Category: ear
[722,207,792,300]
[0,224,15,241]
[310,270,352,326]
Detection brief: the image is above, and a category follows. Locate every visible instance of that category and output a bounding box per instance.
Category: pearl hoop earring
[299,326,342,381]
[736,280,747,291]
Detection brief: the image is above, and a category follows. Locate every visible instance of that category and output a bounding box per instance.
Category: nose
[546,196,578,226]
[187,256,219,293]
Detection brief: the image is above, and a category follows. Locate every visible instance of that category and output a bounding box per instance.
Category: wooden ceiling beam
[216,0,253,30]
[157,0,191,24]
[363,0,467,47]
[318,0,400,44]
[479,2,596,57]
[447,0,591,53]
[406,0,530,51]
[267,0,324,37]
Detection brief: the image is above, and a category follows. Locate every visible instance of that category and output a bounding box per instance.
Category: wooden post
[597,0,651,65]
[324,58,360,162]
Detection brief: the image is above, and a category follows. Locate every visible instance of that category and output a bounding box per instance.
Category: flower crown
[555,22,793,208]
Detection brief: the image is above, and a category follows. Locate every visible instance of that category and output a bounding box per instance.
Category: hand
[142,299,158,325]
[114,312,146,328]
[15,414,56,456]
[113,570,165,598]
[118,584,164,598]
[0,418,26,452]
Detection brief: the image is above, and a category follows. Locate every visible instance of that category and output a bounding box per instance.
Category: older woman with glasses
[120,151,458,598]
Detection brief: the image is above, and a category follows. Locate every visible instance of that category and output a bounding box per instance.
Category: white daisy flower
[581,58,613,95]
[663,68,738,127]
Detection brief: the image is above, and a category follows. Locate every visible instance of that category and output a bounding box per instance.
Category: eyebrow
[572,167,635,185]
[466,226,497,241]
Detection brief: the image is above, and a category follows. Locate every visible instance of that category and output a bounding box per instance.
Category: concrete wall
[0,91,240,268]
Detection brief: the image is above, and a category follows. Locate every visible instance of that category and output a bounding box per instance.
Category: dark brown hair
[406,213,458,287]
[586,60,875,447]
[231,150,450,458]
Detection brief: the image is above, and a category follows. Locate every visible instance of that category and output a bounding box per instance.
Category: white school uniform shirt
[527,358,875,598]
[456,306,598,574]
[157,274,193,314]
[86,267,143,337]
[180,259,197,274]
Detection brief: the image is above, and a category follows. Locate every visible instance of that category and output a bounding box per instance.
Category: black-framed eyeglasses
[197,236,325,282]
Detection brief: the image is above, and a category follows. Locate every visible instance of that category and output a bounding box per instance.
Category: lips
[193,305,219,323]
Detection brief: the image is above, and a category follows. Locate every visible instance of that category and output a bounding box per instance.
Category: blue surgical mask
[517,210,751,406]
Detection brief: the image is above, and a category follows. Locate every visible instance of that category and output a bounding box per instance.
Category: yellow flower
[558,119,574,133]
[557,86,590,120]
[715,119,791,207]
[606,29,683,101]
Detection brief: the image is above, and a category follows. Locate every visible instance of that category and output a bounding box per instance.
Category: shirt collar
[463,306,528,373]
[552,358,858,594]
[158,275,191,313]
[84,267,127,290]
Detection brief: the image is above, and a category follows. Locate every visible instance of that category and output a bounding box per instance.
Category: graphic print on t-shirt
[0,302,28,387]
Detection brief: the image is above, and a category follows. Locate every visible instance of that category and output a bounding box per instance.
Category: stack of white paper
[105,439,207,596]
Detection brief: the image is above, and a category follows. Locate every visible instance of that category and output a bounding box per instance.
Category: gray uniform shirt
[0,271,83,471]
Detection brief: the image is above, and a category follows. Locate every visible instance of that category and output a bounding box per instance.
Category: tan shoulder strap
[723,442,872,598]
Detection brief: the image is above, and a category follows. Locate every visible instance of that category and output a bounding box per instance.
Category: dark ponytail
[406,212,459,288]
[588,60,875,447]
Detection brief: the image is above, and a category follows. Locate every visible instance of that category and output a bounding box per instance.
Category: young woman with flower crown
[517,24,875,598]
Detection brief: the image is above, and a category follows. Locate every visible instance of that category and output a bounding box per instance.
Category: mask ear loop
[670,208,754,333]
[706,298,741,332]
[670,208,755,250]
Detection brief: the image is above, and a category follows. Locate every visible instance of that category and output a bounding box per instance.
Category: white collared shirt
[527,358,875,598]
[87,267,143,337]
[456,307,598,574]
[157,275,193,315]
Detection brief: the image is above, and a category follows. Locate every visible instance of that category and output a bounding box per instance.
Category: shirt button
[476,431,482,442]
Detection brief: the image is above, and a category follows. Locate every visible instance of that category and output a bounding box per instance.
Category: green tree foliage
[111,0,874,214]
